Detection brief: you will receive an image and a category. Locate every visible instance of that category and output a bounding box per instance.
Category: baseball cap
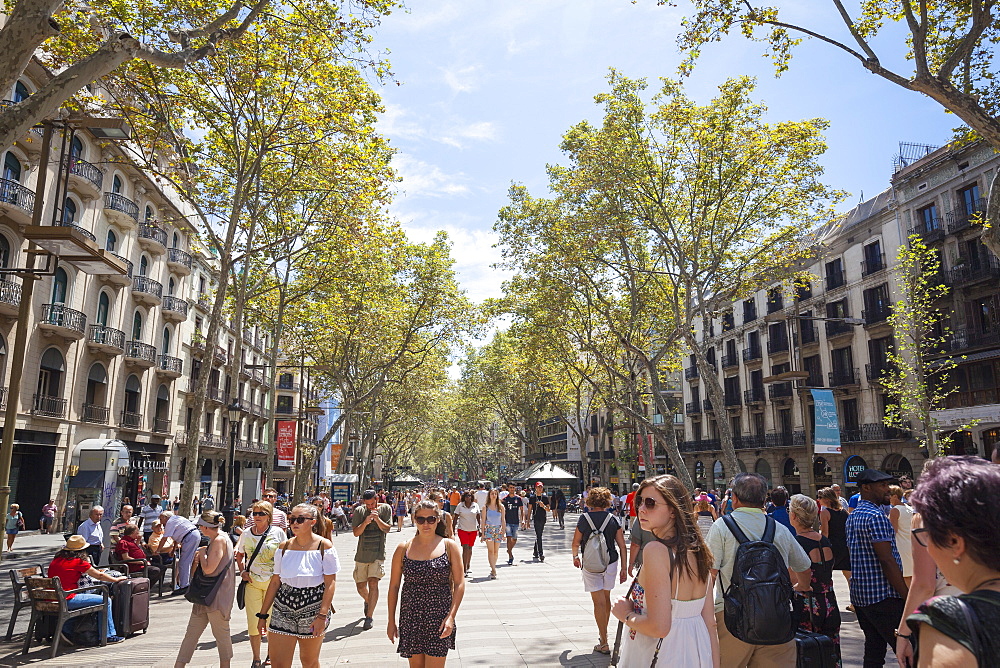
[196,510,224,528]
[856,469,896,485]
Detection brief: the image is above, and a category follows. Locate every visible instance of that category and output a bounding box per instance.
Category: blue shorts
[505,522,519,538]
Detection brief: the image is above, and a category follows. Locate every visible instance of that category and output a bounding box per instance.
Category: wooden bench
[22,576,108,657]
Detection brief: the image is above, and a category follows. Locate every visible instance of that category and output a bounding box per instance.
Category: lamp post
[223,399,241,529]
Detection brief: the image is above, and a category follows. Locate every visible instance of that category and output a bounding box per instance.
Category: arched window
[172,232,180,249]
[139,255,149,277]
[144,205,153,223]
[132,311,143,341]
[3,152,21,182]
[112,175,123,194]
[105,230,117,252]
[97,292,111,326]
[37,347,65,398]
[161,326,171,354]
[0,332,7,385]
[13,81,29,103]
[86,362,108,406]
[70,136,84,161]
[155,384,170,422]
[62,198,77,224]
[0,235,9,267]
[51,267,67,304]
[124,374,142,414]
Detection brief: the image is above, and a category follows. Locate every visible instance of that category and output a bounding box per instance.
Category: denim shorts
[505,522,518,538]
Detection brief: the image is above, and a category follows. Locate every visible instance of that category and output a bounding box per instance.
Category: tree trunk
[685,327,740,477]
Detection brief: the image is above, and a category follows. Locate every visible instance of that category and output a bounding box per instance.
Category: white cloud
[377,103,425,141]
[441,64,482,93]
[391,153,471,198]
[436,120,499,149]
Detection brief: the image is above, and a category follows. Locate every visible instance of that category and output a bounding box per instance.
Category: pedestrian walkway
[0,516,881,666]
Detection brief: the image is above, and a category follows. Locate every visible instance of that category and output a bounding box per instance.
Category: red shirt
[47,557,91,599]
[114,536,148,573]
[626,491,638,517]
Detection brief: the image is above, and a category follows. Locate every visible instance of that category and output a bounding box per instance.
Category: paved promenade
[0,517,887,666]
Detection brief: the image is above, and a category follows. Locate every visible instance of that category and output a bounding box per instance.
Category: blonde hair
[888,485,905,503]
[251,500,274,517]
[816,487,842,511]
[789,494,820,531]
[233,515,246,528]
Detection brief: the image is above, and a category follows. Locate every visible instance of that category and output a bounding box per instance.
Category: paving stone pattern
[0,517,887,667]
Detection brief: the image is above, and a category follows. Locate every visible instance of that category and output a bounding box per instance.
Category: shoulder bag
[185,541,233,607]
[236,528,269,610]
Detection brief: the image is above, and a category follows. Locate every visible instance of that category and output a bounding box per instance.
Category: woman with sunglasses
[257,504,339,668]
[611,475,718,668]
[235,500,286,668]
[388,500,465,666]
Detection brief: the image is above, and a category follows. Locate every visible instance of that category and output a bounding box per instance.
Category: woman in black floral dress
[790,494,842,666]
[387,500,465,666]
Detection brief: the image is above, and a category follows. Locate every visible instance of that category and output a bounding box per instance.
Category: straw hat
[64,535,87,551]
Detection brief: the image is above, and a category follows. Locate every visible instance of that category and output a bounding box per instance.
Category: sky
[370,0,956,305]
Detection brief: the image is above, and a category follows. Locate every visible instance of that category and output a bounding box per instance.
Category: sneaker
[107,635,125,644]
[362,617,373,630]
[539,555,545,562]
[507,555,513,565]
[171,586,188,596]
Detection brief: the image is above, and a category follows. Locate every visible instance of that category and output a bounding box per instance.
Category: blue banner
[811,389,842,454]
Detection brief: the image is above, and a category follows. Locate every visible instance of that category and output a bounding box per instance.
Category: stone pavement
[0,517,890,667]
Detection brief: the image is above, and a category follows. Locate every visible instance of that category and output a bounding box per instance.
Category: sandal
[594,643,611,655]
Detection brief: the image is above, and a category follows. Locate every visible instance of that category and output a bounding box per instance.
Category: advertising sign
[844,455,868,484]
[276,420,297,467]
[636,433,653,471]
[330,443,343,471]
[811,389,843,454]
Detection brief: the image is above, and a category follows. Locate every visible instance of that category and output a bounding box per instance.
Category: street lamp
[223,399,241,529]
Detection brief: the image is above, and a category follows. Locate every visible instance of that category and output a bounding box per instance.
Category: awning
[68,470,106,489]
[510,461,581,482]
[120,440,169,455]
[328,474,359,484]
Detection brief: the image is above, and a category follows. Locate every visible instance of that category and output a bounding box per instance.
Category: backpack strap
[583,513,598,532]
[723,514,751,544]
[598,513,612,532]
[954,597,982,663]
[761,515,777,543]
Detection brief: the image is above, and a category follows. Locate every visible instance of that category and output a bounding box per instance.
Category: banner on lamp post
[330,443,343,470]
[277,420,297,467]
[811,389,842,454]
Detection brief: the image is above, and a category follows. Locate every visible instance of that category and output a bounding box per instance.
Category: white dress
[892,503,914,577]
[618,576,713,667]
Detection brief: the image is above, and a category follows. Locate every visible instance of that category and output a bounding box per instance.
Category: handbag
[15,513,25,531]
[236,529,269,610]
[185,550,233,607]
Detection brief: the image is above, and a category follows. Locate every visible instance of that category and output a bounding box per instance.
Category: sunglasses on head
[414,515,439,524]
[635,495,667,510]
[289,516,313,524]
[251,511,270,517]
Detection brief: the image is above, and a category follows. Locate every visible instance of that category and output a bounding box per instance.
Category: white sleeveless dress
[618,578,713,667]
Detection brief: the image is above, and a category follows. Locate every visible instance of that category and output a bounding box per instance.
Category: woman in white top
[611,475,719,668]
[888,485,913,586]
[257,503,339,668]
[453,491,481,576]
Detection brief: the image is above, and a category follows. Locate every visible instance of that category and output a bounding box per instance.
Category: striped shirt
[846,499,902,607]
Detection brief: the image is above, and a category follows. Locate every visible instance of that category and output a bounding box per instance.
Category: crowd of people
[13,456,1000,666]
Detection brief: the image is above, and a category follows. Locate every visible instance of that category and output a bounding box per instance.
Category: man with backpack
[706,472,812,667]
[571,487,627,656]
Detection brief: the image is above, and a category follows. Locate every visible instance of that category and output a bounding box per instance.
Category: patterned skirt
[269,583,331,638]
[483,524,504,543]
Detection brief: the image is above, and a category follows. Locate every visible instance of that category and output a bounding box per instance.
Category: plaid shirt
[846,499,902,606]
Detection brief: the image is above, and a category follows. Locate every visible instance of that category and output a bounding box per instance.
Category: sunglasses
[289,516,313,524]
[251,511,270,517]
[912,527,929,548]
[635,496,668,510]
[414,515,439,525]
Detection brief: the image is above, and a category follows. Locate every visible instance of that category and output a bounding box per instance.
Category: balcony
[32,394,67,418]
[861,253,886,277]
[765,430,805,448]
[767,338,789,355]
[702,398,714,412]
[724,393,742,408]
[947,327,1000,352]
[132,275,162,305]
[946,197,986,233]
[87,324,125,354]
[768,382,793,399]
[825,269,846,291]
[137,223,167,254]
[680,439,720,453]
[277,379,300,391]
[743,387,765,404]
[0,277,21,316]
[866,361,893,383]
[946,255,1000,285]
[162,295,189,321]
[64,156,103,196]
[120,411,143,430]
[200,435,226,450]
[863,307,891,326]
[124,340,157,367]
[195,294,212,312]
[828,367,860,387]
[825,319,854,339]
[153,417,171,434]
[58,219,96,243]
[157,354,183,378]
[101,253,133,286]
[684,366,699,381]
[0,387,5,410]
[841,423,912,443]
[721,352,739,369]
[39,304,87,340]
[800,323,818,345]
[103,192,139,228]
[0,178,36,225]
[167,247,193,275]
[207,386,227,404]
[907,219,945,243]
[741,346,762,364]
[81,403,110,424]
[736,435,766,450]
[237,439,269,454]
[275,403,296,414]
[213,346,227,365]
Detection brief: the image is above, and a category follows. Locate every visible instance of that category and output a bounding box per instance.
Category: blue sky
[371,0,956,303]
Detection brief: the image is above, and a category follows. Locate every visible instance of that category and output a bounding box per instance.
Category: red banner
[277,420,297,467]
[636,434,653,472]
[330,443,343,470]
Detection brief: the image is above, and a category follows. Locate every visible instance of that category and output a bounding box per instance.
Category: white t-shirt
[474,490,488,508]
[273,546,341,588]
[499,490,509,499]
[454,502,481,532]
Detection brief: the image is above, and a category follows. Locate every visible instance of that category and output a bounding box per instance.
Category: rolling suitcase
[112,576,150,636]
[795,594,839,668]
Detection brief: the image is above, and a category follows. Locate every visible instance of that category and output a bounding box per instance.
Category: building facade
[677,141,999,495]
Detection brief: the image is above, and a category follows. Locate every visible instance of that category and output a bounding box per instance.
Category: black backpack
[722,514,797,645]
